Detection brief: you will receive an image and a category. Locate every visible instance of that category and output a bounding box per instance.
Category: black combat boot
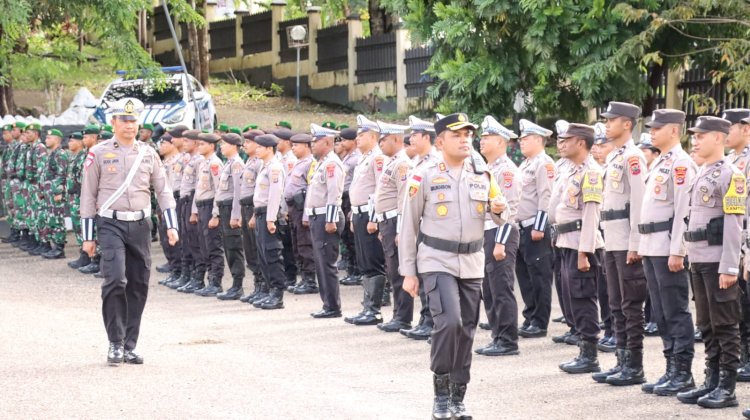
[607,348,647,386]
[260,288,284,310]
[738,341,750,382]
[677,360,719,404]
[22,237,39,253]
[217,277,244,300]
[643,352,673,393]
[697,369,739,408]
[158,270,180,286]
[449,382,471,420]
[68,250,90,269]
[240,279,262,303]
[352,275,385,325]
[107,341,124,366]
[16,230,31,250]
[155,263,171,273]
[339,273,362,286]
[167,270,190,289]
[653,352,695,396]
[178,271,205,293]
[78,254,101,275]
[251,282,271,306]
[593,348,625,383]
[561,340,601,374]
[42,242,65,259]
[292,272,318,294]
[432,374,452,420]
[195,276,222,297]
[29,240,49,256]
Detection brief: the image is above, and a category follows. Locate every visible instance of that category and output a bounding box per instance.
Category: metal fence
[241,11,272,55]
[278,17,309,63]
[316,24,348,72]
[209,18,237,60]
[679,66,749,126]
[404,45,434,98]
[355,32,396,84]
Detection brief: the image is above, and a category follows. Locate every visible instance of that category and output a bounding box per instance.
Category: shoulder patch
[724,173,747,215]
[408,174,423,198]
[398,164,408,181]
[271,167,281,183]
[210,162,221,177]
[374,155,384,172]
[582,170,603,203]
[326,162,336,178]
[84,152,95,169]
[673,166,687,185]
[545,163,555,179]
[502,171,514,188]
[628,156,641,176]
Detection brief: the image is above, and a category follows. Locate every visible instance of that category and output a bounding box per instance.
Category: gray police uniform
[284,151,316,287]
[178,150,205,289]
[238,154,264,292]
[191,151,225,292]
[253,156,287,300]
[159,152,184,280]
[340,147,361,277]
[212,153,245,293]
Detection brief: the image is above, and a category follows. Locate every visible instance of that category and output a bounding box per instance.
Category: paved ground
[0,234,748,419]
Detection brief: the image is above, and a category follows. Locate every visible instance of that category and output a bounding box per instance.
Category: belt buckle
[575,220,582,230]
[457,242,469,253]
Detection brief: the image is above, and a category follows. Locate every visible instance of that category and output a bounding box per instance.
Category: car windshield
[103,79,183,104]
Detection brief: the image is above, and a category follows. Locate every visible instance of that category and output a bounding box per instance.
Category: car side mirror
[193,91,206,101]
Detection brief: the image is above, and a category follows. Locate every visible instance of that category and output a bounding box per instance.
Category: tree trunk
[368,0,394,35]
[642,63,665,118]
[0,80,16,116]
[197,1,210,87]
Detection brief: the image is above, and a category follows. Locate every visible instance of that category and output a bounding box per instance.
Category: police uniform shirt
[163,152,184,193]
[179,152,203,198]
[637,143,697,257]
[253,158,285,222]
[80,139,175,219]
[727,146,750,209]
[304,150,345,222]
[284,154,313,201]
[212,154,244,220]
[349,146,386,207]
[191,153,223,214]
[486,154,520,227]
[342,149,361,192]
[685,158,745,274]
[601,140,648,252]
[412,148,440,171]
[238,156,263,199]
[399,159,506,279]
[551,155,605,253]
[374,149,413,215]
[280,150,297,175]
[517,151,555,230]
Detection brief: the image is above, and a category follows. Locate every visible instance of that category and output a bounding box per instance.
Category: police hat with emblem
[70,131,83,141]
[555,120,570,137]
[197,132,220,144]
[276,121,292,130]
[168,124,190,137]
[111,98,144,121]
[434,113,477,136]
[408,115,435,133]
[221,133,243,146]
[377,121,409,137]
[243,129,266,141]
[272,127,294,141]
[46,128,63,138]
[593,122,609,144]
[255,134,279,148]
[310,123,339,139]
[687,116,731,135]
[722,109,750,125]
[291,133,313,144]
[519,119,553,138]
[183,129,202,140]
[356,115,380,134]
[481,115,517,139]
[645,109,686,128]
[600,101,641,120]
[339,127,357,141]
[558,123,595,143]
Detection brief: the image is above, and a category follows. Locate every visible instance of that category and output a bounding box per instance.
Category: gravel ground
[0,233,747,419]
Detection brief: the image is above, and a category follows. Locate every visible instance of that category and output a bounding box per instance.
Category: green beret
[26,122,42,132]
[337,123,349,130]
[46,128,63,137]
[218,123,229,132]
[13,121,27,129]
[83,124,101,135]
[70,132,84,141]
[202,128,211,133]
[229,126,242,135]
[100,131,114,140]
[276,121,292,130]
[141,123,154,131]
[103,124,113,132]
[2,124,11,131]
[321,121,337,130]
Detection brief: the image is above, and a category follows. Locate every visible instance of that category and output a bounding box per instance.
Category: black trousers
[180,194,201,275]
[604,250,648,350]
[560,248,603,343]
[279,220,298,283]
[99,217,151,351]
[515,225,553,329]
[598,262,612,336]
[197,199,224,280]
[691,262,742,370]
[380,216,413,324]
[352,212,385,277]
[288,202,315,276]
[340,192,358,274]
[424,272,482,384]
[642,256,695,357]
[218,203,245,285]
[310,213,344,311]
[553,245,571,328]
[159,203,182,274]
[240,201,261,278]
[482,226,519,345]
[254,209,285,291]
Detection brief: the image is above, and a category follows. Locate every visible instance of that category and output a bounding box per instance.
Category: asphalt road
[0,235,747,419]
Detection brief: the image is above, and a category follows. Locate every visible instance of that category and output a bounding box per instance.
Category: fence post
[307,7,322,75]
[205,1,218,22]
[347,14,363,102]
[271,0,287,74]
[395,24,411,114]
[234,14,243,59]
[666,68,683,110]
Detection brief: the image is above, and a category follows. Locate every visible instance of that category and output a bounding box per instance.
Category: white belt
[378,209,399,221]
[518,217,535,228]
[351,204,370,215]
[99,207,152,222]
[305,207,327,217]
[484,220,498,231]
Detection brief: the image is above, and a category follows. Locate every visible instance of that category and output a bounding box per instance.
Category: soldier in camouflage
[40,129,69,259]
[1,124,20,244]
[10,122,30,249]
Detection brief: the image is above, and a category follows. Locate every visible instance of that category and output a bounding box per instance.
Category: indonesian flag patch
[84,152,95,169]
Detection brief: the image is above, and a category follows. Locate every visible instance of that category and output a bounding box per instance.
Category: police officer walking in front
[80,98,179,365]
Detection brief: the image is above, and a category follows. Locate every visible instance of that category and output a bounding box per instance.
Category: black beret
[272,128,294,140]
[197,133,220,144]
[168,125,190,137]
[243,129,266,141]
[290,133,312,144]
[255,134,279,148]
[221,133,243,146]
[160,133,173,143]
[183,129,202,140]
[339,128,357,141]
[558,123,595,143]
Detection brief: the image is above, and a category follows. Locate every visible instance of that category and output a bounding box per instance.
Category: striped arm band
[326,205,339,223]
[534,210,548,231]
[163,208,179,231]
[82,218,95,241]
[396,214,401,234]
[495,223,512,244]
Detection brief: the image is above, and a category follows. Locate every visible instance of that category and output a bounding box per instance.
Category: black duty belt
[601,207,629,222]
[217,199,233,208]
[240,196,254,206]
[196,198,214,207]
[638,219,673,234]
[683,230,707,242]
[417,232,483,254]
[173,190,180,200]
[255,206,267,216]
[555,220,582,234]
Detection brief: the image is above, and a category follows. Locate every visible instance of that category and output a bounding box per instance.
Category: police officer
[284,133,317,294]
[156,132,184,285]
[400,113,507,420]
[238,129,267,304]
[80,98,179,365]
[249,134,287,310]
[306,124,345,318]
[212,133,246,300]
[273,127,299,287]
[675,116,744,408]
[345,115,387,325]
[550,123,606,374]
[40,129,69,259]
[474,115,521,356]
[516,119,555,338]
[594,102,650,385]
[372,120,412,332]
[639,109,697,396]
[338,127,362,286]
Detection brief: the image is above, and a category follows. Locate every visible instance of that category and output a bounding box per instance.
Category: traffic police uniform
[80,98,178,364]
[339,128,362,285]
[306,124,346,318]
[238,129,266,303]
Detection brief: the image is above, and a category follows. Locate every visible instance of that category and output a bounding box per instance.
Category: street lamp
[287,24,308,110]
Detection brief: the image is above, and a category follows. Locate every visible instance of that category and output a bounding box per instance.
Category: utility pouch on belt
[706,216,724,246]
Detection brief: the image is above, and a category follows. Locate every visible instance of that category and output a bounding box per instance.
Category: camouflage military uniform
[41,147,69,245]
[27,140,49,242]
[66,149,87,245]
[12,142,30,230]
[3,140,19,228]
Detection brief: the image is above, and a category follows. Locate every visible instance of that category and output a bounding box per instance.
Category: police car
[93,66,217,131]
